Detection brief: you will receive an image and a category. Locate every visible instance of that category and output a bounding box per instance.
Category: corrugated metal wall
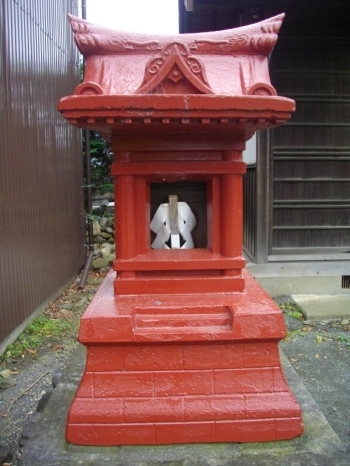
[0,0,85,350]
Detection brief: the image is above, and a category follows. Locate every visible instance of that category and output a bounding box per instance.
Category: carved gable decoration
[136,42,213,95]
[67,14,284,97]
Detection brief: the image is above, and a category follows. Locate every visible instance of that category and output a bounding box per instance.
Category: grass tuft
[279,301,304,320]
[0,314,74,365]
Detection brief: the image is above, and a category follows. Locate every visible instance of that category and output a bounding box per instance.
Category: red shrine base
[66,270,303,445]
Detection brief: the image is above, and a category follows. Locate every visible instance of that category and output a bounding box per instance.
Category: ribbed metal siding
[0,0,85,348]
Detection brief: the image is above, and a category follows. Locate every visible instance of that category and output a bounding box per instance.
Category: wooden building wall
[269,1,350,257]
[179,0,350,264]
[0,0,85,352]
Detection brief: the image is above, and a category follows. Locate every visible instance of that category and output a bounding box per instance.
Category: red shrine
[58,13,303,445]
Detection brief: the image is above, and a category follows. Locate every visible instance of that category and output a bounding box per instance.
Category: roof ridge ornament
[67,13,284,57]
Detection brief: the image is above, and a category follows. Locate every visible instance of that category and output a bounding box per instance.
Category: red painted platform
[66,269,303,445]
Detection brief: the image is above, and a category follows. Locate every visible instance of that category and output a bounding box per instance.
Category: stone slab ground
[292,294,350,320]
[18,345,349,466]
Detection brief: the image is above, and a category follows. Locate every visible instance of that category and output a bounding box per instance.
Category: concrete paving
[292,294,350,320]
[18,345,349,466]
[247,260,350,297]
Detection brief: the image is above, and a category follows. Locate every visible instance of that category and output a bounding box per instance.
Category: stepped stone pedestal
[58,13,303,445]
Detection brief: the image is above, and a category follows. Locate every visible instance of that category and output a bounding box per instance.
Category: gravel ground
[278,299,350,451]
[0,287,349,465]
[0,271,106,466]
[0,349,74,465]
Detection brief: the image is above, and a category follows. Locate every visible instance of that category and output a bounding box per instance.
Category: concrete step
[292,294,350,320]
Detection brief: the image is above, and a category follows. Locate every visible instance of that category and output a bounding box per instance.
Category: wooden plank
[255,129,272,263]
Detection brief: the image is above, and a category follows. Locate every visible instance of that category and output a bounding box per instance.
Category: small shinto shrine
[58,13,303,445]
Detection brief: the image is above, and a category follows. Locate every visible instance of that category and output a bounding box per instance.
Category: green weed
[288,310,304,320]
[0,314,72,364]
[279,302,295,311]
[284,329,305,341]
[279,302,304,320]
[80,209,100,223]
[337,334,350,343]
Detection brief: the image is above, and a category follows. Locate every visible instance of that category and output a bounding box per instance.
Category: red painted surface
[64,270,303,444]
[59,13,303,445]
